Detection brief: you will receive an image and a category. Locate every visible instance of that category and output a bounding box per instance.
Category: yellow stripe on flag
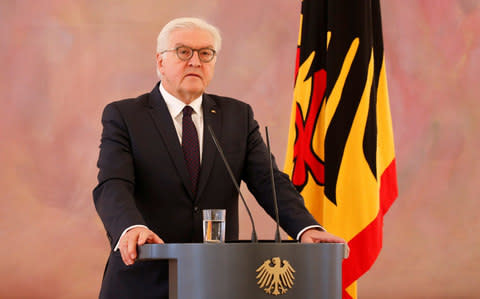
[377,57,396,174]
[327,50,378,239]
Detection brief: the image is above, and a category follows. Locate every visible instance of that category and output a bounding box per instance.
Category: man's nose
[188,50,201,66]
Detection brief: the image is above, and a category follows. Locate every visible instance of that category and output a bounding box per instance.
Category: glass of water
[202,209,226,243]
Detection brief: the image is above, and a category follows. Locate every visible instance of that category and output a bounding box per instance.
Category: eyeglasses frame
[160,45,217,63]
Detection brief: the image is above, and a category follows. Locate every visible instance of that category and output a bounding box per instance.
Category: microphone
[265,127,281,243]
[207,125,258,242]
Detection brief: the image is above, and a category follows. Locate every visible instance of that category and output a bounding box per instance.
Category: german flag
[284,1,398,298]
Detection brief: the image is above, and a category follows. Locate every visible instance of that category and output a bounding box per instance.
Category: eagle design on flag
[255,257,295,295]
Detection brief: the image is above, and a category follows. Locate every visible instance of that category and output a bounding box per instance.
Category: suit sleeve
[93,102,146,249]
[241,105,319,238]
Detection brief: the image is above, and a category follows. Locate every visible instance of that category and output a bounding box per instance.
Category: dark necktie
[182,106,200,195]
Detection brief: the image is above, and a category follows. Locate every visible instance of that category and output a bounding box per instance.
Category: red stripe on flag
[342,159,397,298]
[380,159,398,214]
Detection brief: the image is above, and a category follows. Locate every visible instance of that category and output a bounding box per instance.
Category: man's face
[157,28,216,104]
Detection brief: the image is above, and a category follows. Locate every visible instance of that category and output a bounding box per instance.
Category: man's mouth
[185,73,201,79]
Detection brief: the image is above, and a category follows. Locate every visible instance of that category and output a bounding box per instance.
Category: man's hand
[300,228,346,243]
[118,227,164,266]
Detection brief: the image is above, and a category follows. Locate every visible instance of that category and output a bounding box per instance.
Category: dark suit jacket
[93,82,319,298]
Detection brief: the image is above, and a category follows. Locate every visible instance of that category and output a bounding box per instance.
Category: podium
[138,242,346,299]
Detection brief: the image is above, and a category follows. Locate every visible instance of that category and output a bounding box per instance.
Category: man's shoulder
[204,92,250,109]
[106,92,151,109]
[100,90,154,122]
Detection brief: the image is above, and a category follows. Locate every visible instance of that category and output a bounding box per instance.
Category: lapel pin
[210,109,216,114]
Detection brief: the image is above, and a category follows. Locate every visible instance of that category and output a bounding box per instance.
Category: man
[93,17,344,298]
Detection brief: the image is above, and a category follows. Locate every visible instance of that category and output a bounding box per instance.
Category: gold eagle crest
[256,257,295,295]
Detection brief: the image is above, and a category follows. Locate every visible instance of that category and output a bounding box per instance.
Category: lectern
[138,242,346,299]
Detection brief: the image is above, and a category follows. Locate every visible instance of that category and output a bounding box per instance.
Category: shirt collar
[159,83,203,118]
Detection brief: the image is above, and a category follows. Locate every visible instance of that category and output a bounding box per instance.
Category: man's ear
[156,53,163,73]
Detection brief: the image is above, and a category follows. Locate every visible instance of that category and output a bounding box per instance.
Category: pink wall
[0,1,478,298]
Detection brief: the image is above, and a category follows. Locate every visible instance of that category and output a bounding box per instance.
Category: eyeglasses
[161,46,216,63]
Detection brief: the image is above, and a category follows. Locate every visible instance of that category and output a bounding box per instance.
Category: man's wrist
[113,225,149,251]
[296,225,325,240]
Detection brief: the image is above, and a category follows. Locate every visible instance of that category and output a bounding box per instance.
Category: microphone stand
[265,127,281,243]
[207,125,258,242]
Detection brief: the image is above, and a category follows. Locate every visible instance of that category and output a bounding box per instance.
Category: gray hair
[157,17,222,53]
[156,17,222,77]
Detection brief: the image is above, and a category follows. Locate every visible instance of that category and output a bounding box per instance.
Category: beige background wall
[0,1,479,298]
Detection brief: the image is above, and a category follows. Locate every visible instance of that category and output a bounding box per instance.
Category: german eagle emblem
[255,257,295,295]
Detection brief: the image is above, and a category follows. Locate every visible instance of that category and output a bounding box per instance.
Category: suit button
[194,206,199,213]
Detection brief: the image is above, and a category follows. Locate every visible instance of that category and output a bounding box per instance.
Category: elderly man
[94,17,344,298]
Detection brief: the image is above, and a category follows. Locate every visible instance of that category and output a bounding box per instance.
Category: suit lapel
[145,84,194,199]
[196,94,220,202]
